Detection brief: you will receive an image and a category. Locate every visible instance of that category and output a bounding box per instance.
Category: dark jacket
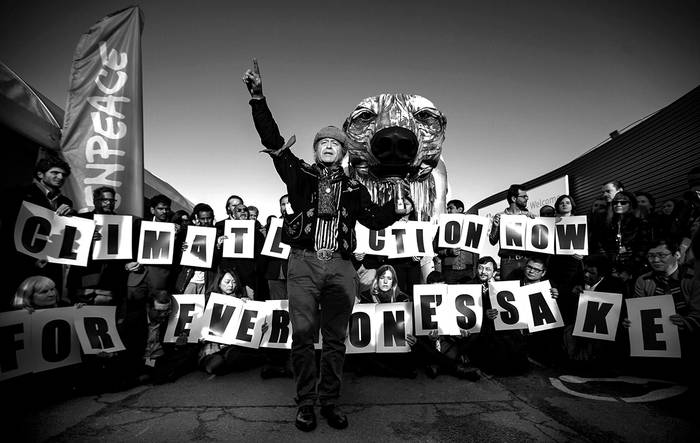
[250,97,400,258]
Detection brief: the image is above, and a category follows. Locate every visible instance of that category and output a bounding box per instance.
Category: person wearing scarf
[244,59,408,432]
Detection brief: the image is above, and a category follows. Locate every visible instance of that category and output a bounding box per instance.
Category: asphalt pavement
[8,361,697,442]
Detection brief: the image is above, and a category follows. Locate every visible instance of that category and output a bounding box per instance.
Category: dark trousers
[287,249,357,406]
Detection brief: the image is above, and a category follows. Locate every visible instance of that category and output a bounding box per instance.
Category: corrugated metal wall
[469,85,700,214]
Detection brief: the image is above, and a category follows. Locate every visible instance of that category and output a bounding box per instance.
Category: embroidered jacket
[250,98,400,258]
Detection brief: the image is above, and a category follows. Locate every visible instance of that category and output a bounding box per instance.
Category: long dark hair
[206,266,247,299]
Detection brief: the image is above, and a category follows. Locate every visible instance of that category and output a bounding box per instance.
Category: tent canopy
[0,61,193,214]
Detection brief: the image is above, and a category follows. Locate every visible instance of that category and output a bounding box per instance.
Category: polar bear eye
[352,109,376,122]
[414,109,440,123]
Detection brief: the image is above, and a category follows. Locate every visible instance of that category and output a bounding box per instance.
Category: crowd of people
[3,154,699,429]
[1,61,698,432]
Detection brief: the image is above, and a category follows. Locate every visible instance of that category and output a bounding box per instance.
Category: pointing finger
[253,58,260,76]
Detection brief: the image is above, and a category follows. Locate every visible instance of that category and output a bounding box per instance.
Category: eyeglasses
[517,195,528,199]
[647,252,672,260]
[525,265,544,273]
[612,200,630,205]
[98,198,115,202]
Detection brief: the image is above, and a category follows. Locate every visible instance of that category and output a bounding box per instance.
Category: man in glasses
[66,186,125,306]
[625,239,700,374]
[633,240,699,324]
[216,200,265,298]
[489,184,536,280]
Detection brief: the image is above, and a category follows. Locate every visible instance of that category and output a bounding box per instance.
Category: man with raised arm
[243,59,408,432]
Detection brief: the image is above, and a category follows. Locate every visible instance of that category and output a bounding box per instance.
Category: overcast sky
[2,0,699,219]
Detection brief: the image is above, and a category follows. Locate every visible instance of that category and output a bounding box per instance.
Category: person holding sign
[139,291,199,385]
[514,256,562,365]
[3,156,75,308]
[244,59,407,432]
[359,265,410,304]
[198,267,265,375]
[66,186,126,307]
[470,257,529,375]
[547,194,584,325]
[350,265,418,378]
[488,184,536,280]
[626,240,700,363]
[434,199,477,284]
[12,276,61,311]
[174,203,219,295]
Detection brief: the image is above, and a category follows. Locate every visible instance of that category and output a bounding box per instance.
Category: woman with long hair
[594,190,648,274]
[548,195,585,325]
[361,264,409,303]
[198,266,264,375]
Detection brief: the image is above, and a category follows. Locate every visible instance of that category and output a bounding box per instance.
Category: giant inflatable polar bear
[343,93,449,221]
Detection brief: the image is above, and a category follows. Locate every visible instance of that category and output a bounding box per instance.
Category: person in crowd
[264,195,290,300]
[66,186,126,308]
[564,255,628,368]
[359,264,410,304]
[6,275,82,401]
[601,180,624,203]
[539,205,556,217]
[244,58,407,432]
[171,210,190,232]
[677,166,700,238]
[593,190,648,274]
[388,196,422,297]
[215,195,245,231]
[353,196,421,297]
[469,256,528,375]
[679,216,700,275]
[174,203,219,294]
[12,275,61,311]
[123,195,175,370]
[547,194,584,326]
[405,265,481,381]
[350,265,419,378]
[653,198,683,245]
[512,256,561,365]
[590,198,608,216]
[3,156,75,307]
[636,191,655,218]
[425,270,445,284]
[623,239,700,380]
[489,184,535,280]
[434,199,477,284]
[198,267,266,375]
[139,290,199,384]
[248,205,260,222]
[630,240,700,330]
[259,198,294,379]
[216,199,265,298]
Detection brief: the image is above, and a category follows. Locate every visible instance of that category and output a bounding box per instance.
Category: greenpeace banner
[61,6,145,216]
[0,307,124,381]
